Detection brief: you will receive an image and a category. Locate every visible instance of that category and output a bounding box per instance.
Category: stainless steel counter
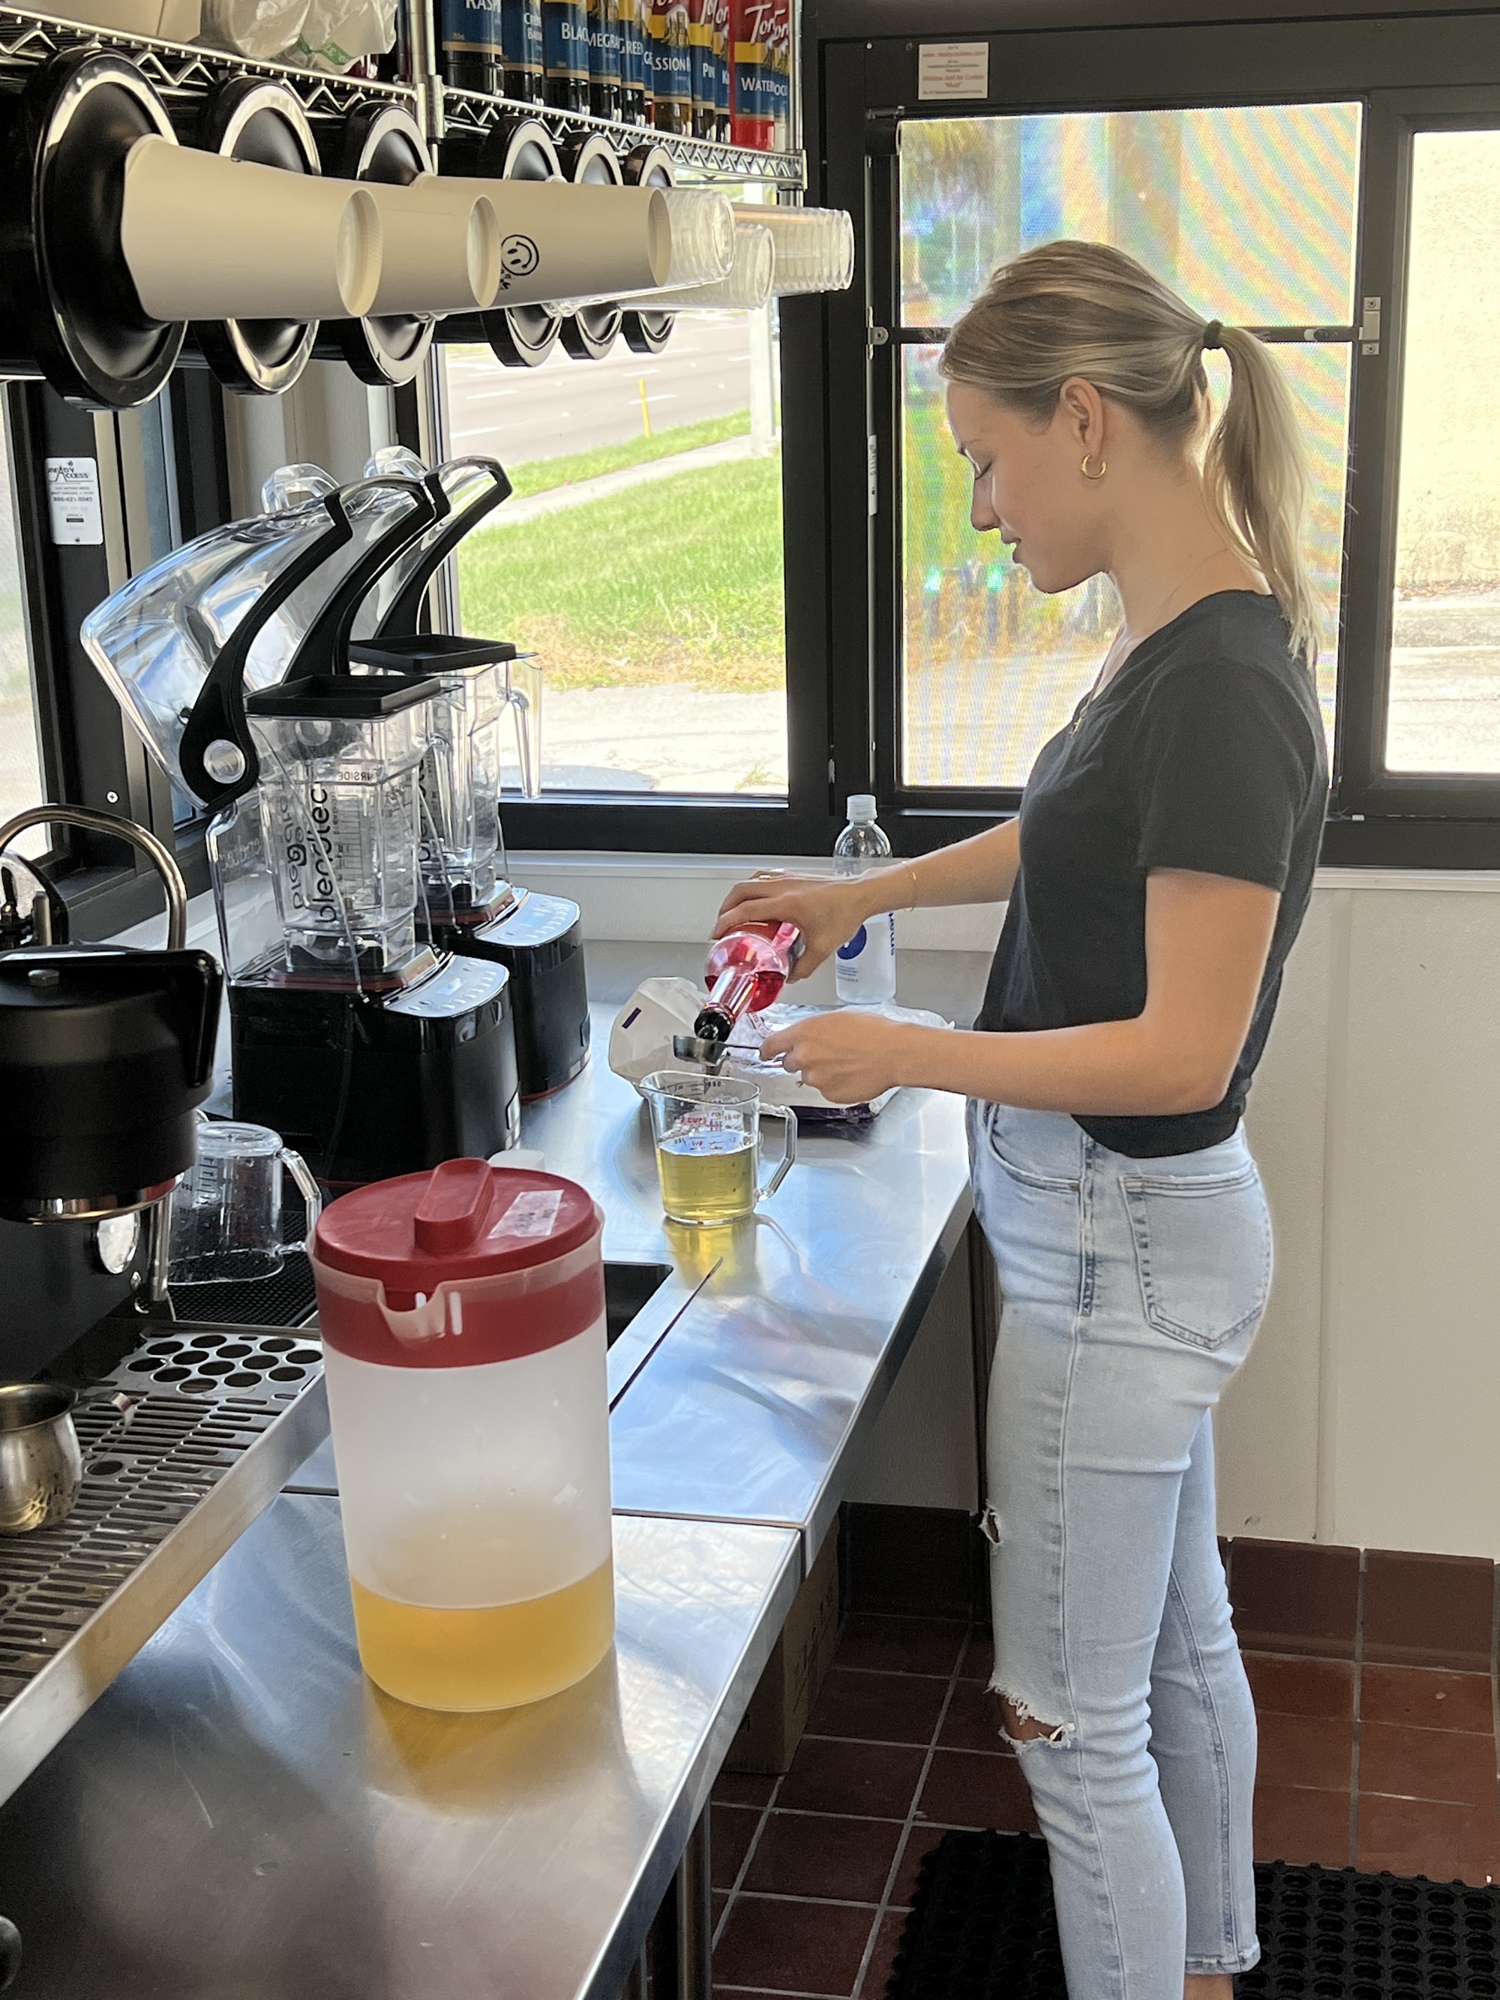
[533,1005,974,1567]
[0,1495,799,2000]
[0,1000,975,2000]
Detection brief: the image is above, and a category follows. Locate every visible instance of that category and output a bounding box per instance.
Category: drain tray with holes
[0,1323,328,1810]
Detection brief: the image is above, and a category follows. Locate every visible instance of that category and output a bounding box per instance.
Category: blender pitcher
[310,1158,613,1712]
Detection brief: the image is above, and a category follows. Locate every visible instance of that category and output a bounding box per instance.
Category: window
[1385,130,1500,775]
[441,290,787,799]
[0,403,45,845]
[895,104,1361,793]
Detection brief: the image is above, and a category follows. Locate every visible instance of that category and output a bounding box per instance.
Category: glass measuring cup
[641,1071,797,1225]
[168,1118,323,1284]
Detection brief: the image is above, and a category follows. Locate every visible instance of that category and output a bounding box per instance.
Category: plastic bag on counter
[198,0,310,57]
[292,0,395,70]
[608,977,950,1124]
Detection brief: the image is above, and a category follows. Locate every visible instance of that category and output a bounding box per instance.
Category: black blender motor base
[229,962,521,1189]
[437,892,590,1100]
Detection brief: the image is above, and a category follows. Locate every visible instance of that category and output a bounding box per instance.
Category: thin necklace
[1072,548,1233,732]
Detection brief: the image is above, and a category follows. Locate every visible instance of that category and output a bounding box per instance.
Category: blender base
[439,891,591,1101]
[229,956,521,1187]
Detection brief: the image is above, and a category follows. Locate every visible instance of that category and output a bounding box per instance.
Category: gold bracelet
[905,862,920,911]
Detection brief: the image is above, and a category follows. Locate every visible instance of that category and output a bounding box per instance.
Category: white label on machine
[45,457,104,546]
[918,42,989,100]
[489,1188,564,1241]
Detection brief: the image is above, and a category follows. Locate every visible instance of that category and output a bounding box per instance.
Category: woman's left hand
[760,1012,912,1104]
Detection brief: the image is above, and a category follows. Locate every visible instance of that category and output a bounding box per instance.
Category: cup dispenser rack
[0,6,833,410]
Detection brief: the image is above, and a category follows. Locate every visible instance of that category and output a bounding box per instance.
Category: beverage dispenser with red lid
[310,1158,613,1712]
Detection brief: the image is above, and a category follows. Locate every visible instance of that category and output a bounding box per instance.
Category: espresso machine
[0,806,220,1380]
[347,452,591,1099]
[84,473,522,1187]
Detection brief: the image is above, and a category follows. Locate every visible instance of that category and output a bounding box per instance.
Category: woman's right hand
[713,871,877,981]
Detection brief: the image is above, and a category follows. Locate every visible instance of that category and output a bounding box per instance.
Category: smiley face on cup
[500,234,541,284]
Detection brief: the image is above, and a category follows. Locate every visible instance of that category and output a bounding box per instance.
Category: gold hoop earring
[1081,453,1107,482]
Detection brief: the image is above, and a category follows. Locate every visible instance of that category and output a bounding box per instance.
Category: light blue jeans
[968,1100,1270,1996]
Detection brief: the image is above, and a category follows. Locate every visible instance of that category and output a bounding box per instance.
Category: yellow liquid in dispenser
[350,1559,616,1712]
[656,1128,756,1224]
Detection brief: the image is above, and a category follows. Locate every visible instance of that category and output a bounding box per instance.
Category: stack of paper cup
[359,176,502,316]
[121,136,382,321]
[730,204,855,296]
[435,179,671,307]
[632,221,774,312]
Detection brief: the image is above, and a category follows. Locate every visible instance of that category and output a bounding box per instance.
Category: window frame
[1336,88,1500,822]
[821,2,1500,864]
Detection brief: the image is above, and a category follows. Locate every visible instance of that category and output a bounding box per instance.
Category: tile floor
[708,1611,1500,1999]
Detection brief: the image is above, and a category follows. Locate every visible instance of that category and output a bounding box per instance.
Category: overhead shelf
[0,3,417,131]
[438,83,806,189]
[0,7,804,184]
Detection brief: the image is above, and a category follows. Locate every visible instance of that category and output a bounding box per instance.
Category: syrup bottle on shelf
[617,0,648,121]
[543,0,590,109]
[694,919,804,1045]
[587,0,621,117]
[437,0,502,94]
[647,0,692,133]
[501,0,544,99]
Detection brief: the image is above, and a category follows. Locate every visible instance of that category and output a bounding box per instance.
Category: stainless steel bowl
[0,1384,82,1534]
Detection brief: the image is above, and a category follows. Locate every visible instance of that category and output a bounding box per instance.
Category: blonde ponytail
[940,240,1318,663]
[1204,323,1317,663]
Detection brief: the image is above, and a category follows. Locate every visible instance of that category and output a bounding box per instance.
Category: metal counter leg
[621,1942,649,2000]
[677,1810,712,1999]
[653,1809,713,2000]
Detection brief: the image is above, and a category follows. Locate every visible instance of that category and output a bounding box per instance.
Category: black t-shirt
[975,591,1328,1158]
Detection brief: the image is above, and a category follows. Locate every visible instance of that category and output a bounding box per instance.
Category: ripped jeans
[968,1101,1270,1997]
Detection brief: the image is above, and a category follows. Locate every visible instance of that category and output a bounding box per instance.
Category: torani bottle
[438,0,502,94]
[587,0,621,118]
[729,0,770,148]
[688,0,713,138]
[500,0,544,98]
[542,0,589,109]
[647,0,691,133]
[616,0,647,121]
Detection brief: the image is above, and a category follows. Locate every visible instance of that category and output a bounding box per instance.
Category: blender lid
[245,670,442,719]
[83,474,432,801]
[315,1158,601,1289]
[348,634,520,674]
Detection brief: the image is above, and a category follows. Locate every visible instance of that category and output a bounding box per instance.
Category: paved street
[442,316,755,465]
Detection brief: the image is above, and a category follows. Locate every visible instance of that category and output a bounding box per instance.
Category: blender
[85,473,523,1187]
[347,454,592,1100]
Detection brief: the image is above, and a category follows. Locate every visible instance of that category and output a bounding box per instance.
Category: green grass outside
[458,446,785,694]
[501,408,752,501]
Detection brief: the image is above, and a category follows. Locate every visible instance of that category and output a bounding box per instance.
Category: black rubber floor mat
[887,1829,1500,2000]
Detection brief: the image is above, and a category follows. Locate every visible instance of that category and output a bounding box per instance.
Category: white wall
[1221,871,1500,1558]
[520,852,1500,1558]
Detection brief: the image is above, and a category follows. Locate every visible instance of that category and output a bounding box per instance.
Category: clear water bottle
[834,794,897,1005]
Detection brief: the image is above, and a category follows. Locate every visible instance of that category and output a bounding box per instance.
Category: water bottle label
[836,926,867,962]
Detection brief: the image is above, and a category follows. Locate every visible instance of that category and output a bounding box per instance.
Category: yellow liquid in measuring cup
[350,1559,615,1712]
[656,1126,756,1224]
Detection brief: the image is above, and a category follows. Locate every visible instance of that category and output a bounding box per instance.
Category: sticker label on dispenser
[918,41,989,100]
[45,458,103,547]
[489,1188,564,1240]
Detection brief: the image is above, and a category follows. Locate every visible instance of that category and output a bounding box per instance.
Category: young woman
[715,241,1329,1998]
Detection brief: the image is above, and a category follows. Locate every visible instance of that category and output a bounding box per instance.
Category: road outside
[446,317,789,798]
[443,317,756,465]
